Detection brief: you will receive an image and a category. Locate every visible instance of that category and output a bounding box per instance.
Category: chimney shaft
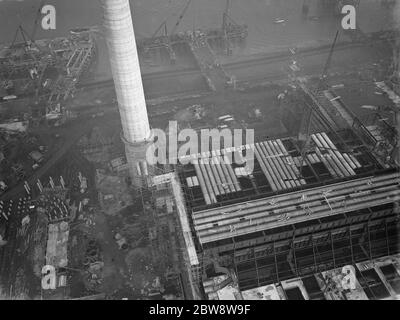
[102,0,153,186]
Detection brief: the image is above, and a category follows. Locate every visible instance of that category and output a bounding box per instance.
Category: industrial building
[173,86,400,298]
[0,0,398,301]
[97,0,400,300]
[168,69,400,299]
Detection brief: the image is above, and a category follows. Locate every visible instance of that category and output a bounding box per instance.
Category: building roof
[240,254,400,300]
[203,275,242,300]
[181,132,363,207]
[29,150,44,162]
[179,125,385,215]
[192,171,400,245]
[321,267,368,300]
[46,221,69,268]
[241,284,284,300]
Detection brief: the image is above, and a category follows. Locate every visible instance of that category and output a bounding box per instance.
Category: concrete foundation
[121,133,154,187]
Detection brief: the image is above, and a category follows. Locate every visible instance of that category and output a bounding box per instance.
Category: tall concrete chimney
[102,0,153,187]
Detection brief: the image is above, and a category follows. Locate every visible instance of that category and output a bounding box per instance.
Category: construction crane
[3,1,47,100]
[2,25,40,92]
[170,0,193,36]
[222,0,232,33]
[295,30,339,176]
[221,0,248,55]
[222,0,232,55]
[319,30,340,89]
[151,21,168,39]
[7,0,46,71]
[10,25,35,50]
[10,0,46,51]
[151,0,193,38]
[148,0,193,64]
[319,0,364,86]
[295,25,358,177]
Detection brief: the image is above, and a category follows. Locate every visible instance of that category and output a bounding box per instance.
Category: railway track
[77,39,390,91]
[224,41,367,70]
[78,67,200,90]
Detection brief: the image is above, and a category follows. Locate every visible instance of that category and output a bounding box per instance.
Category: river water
[0,0,397,78]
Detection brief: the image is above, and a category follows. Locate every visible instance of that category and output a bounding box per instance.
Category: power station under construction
[168,78,400,299]
[98,0,400,300]
[0,0,399,301]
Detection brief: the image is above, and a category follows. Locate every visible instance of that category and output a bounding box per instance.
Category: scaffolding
[232,204,399,291]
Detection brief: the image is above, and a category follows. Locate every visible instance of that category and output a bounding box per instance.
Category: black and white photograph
[0,0,399,307]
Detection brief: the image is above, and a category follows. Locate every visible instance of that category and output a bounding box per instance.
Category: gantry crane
[294,28,341,177]
[10,0,46,51]
[321,30,340,78]
[170,0,193,36]
[222,0,231,55]
[4,1,47,100]
[148,0,193,64]
[151,0,193,38]
[221,0,245,55]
